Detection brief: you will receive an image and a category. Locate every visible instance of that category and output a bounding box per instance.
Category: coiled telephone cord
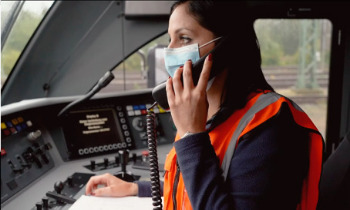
[147,103,163,210]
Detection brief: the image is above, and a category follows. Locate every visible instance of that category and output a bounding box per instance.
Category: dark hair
[171,0,274,113]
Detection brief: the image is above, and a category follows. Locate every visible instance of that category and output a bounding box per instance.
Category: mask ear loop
[199,36,222,49]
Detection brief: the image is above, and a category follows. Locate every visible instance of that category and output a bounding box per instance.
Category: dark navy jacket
[137,103,309,210]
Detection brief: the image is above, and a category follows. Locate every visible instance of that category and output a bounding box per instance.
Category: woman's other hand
[85,173,138,197]
[166,54,212,138]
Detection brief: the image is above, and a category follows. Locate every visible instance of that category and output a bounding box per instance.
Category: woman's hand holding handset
[166,54,213,138]
[85,173,138,197]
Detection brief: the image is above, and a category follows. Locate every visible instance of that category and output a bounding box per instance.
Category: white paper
[69,195,159,210]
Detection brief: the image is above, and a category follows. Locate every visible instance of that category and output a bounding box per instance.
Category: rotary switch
[132,117,145,131]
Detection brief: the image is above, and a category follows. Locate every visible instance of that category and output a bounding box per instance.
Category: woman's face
[168,2,216,57]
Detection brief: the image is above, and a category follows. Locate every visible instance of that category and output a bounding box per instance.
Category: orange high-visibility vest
[163,91,323,210]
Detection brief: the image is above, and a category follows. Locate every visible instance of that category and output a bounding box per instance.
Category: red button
[10,127,17,134]
[1,148,6,156]
[141,110,147,115]
[3,129,10,136]
[142,150,149,157]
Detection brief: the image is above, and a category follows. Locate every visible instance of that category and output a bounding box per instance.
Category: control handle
[27,130,42,141]
[46,191,76,204]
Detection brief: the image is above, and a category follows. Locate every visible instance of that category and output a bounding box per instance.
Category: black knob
[7,159,15,169]
[115,156,120,165]
[41,154,49,164]
[36,202,43,210]
[90,160,95,170]
[104,158,109,168]
[36,148,43,155]
[67,176,73,187]
[42,198,49,209]
[44,143,52,150]
[33,155,42,168]
[54,181,64,194]
[132,153,137,163]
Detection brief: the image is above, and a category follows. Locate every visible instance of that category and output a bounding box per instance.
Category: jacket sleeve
[174,104,309,210]
[136,181,164,197]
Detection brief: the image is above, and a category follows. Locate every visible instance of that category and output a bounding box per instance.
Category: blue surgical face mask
[163,37,222,78]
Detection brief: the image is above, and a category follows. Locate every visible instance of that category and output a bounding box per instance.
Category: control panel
[122,103,174,149]
[1,90,176,209]
[28,147,165,210]
[31,173,94,210]
[1,116,54,204]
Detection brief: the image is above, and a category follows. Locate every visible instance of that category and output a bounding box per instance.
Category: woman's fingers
[166,77,174,106]
[92,186,113,197]
[85,174,109,195]
[172,66,184,95]
[183,60,194,90]
[197,54,212,91]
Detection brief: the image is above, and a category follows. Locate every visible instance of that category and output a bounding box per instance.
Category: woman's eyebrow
[168,28,194,38]
[174,27,194,34]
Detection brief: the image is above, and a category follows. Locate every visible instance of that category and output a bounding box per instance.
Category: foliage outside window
[1,1,54,87]
[255,19,332,138]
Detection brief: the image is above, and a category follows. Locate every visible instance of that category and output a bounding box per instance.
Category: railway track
[101,67,329,104]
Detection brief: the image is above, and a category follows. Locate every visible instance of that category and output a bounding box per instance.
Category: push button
[1,148,6,156]
[1,122,6,129]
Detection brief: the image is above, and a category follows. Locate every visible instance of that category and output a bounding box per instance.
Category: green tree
[2,10,42,77]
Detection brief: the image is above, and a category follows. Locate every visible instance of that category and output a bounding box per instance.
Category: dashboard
[1,89,176,210]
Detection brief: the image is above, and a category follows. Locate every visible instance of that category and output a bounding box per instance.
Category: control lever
[115,155,120,165]
[23,147,42,168]
[27,130,42,141]
[46,191,76,204]
[114,150,135,182]
[120,150,128,173]
[7,159,24,173]
[41,153,49,164]
[104,158,109,168]
[16,155,31,168]
[32,154,42,168]
[90,160,96,170]
[132,153,137,163]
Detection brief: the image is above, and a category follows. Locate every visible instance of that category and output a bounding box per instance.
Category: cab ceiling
[1,1,170,105]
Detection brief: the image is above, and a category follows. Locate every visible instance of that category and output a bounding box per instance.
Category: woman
[85,1,323,209]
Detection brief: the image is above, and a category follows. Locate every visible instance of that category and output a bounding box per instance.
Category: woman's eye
[168,35,192,47]
[180,36,192,45]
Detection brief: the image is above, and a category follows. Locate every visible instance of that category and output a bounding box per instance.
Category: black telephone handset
[152,36,230,109]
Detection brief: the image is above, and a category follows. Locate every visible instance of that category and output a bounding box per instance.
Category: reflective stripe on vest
[221,92,281,180]
[163,91,323,210]
[221,91,323,210]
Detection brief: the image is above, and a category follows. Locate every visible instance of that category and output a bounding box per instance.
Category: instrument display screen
[62,108,126,158]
